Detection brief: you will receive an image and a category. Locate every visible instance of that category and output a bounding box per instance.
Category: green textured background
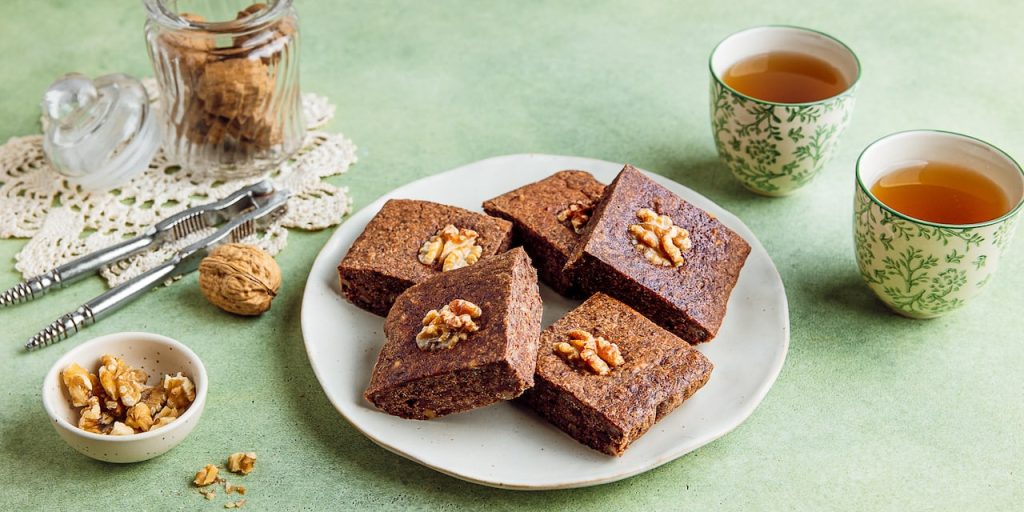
[1,1,1022,510]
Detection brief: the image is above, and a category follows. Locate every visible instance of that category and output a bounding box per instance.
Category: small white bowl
[42,331,208,463]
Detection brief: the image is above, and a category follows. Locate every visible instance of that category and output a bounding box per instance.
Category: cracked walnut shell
[628,208,692,267]
[415,299,482,350]
[199,243,282,316]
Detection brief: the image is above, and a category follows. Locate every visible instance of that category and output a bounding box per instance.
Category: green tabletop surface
[2,1,1022,510]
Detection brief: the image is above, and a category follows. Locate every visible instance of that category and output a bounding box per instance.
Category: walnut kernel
[98,411,117,429]
[194,464,219,486]
[141,386,167,414]
[225,482,247,495]
[103,398,126,418]
[556,200,596,233]
[116,367,148,407]
[97,355,128,402]
[61,356,195,436]
[155,405,180,422]
[628,208,692,267]
[61,363,93,407]
[418,225,483,272]
[164,373,197,410]
[199,243,282,316]
[78,397,103,434]
[109,422,136,436]
[125,403,154,432]
[151,416,177,430]
[554,329,625,376]
[415,299,482,350]
[227,452,257,475]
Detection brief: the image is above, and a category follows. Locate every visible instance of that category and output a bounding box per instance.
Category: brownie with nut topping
[482,170,605,297]
[564,165,750,343]
[520,292,713,456]
[364,248,543,420]
[338,199,513,316]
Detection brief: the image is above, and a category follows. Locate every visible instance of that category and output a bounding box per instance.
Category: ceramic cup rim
[42,331,208,443]
[708,24,862,107]
[855,129,1024,229]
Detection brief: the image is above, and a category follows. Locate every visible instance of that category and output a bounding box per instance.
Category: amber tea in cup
[854,130,1024,319]
[709,26,860,196]
[870,161,1013,225]
[722,51,849,103]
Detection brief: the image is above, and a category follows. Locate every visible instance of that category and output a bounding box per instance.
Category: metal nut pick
[24,307,94,351]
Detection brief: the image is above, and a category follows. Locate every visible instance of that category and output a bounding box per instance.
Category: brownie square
[364,248,543,420]
[338,199,513,316]
[482,170,605,297]
[564,165,751,343]
[520,292,712,456]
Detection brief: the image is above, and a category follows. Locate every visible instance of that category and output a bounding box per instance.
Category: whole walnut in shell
[199,244,281,316]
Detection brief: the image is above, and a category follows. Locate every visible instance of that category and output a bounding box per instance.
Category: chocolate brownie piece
[338,199,513,316]
[520,293,712,456]
[564,165,750,343]
[364,248,543,420]
[482,170,605,297]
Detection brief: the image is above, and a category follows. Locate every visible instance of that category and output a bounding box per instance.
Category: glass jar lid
[41,73,161,191]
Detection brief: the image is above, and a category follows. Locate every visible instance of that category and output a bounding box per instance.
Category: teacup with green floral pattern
[709,26,860,196]
[854,130,1024,318]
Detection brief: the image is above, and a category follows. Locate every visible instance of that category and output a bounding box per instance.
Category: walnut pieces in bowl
[61,355,196,436]
[42,332,208,463]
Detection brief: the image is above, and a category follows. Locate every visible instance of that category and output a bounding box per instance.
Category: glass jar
[144,0,302,179]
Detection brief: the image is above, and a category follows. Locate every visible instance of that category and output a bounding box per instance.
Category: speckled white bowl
[42,331,207,463]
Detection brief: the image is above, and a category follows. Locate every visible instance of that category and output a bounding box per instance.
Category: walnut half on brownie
[520,292,713,456]
[365,248,543,420]
[564,165,751,343]
[482,170,605,297]
[337,199,513,316]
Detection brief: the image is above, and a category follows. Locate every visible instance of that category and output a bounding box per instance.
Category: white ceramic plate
[301,154,789,490]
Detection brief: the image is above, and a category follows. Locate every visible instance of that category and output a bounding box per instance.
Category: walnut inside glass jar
[144,0,303,177]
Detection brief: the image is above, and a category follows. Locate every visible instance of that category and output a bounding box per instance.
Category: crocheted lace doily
[0,80,356,287]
